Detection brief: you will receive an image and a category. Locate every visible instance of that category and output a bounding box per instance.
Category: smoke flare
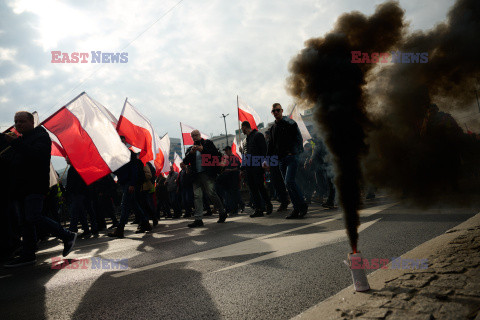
[287,2,405,252]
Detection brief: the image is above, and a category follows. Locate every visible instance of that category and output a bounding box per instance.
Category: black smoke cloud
[287,0,480,251]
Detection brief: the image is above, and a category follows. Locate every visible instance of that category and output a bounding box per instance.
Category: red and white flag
[180,122,209,145]
[237,96,261,130]
[173,152,182,173]
[154,133,171,175]
[231,137,242,163]
[42,92,131,185]
[289,104,312,143]
[117,99,160,164]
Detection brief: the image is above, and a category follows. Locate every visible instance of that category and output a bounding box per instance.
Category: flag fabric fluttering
[237,96,261,130]
[172,152,182,173]
[42,92,131,185]
[117,99,164,169]
[154,133,171,175]
[180,122,209,145]
[289,104,312,143]
[231,137,242,163]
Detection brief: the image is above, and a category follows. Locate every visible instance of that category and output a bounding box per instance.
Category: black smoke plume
[364,0,480,205]
[287,2,405,252]
[287,0,480,252]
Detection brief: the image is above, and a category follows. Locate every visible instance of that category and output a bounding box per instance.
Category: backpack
[135,159,147,186]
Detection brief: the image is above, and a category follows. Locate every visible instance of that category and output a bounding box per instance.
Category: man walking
[183,130,226,227]
[241,121,273,217]
[267,103,308,219]
[108,137,152,238]
[2,111,76,267]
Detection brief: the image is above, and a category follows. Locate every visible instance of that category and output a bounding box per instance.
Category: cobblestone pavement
[338,225,480,320]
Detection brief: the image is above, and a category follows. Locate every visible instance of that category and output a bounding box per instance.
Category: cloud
[0,0,456,162]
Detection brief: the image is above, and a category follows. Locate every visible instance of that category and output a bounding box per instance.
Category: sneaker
[63,232,77,257]
[250,210,264,218]
[277,201,290,212]
[217,212,227,223]
[4,255,36,268]
[266,203,273,215]
[299,203,308,218]
[188,220,204,228]
[285,209,301,219]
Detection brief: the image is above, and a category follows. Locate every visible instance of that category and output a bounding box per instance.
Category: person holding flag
[2,111,77,267]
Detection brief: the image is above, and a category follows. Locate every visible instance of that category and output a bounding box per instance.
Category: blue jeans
[270,165,289,204]
[181,186,194,214]
[279,155,305,210]
[16,194,71,257]
[119,185,149,226]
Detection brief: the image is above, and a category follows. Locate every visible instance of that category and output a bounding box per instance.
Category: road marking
[112,202,394,278]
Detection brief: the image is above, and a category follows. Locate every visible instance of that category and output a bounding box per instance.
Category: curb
[292,212,480,320]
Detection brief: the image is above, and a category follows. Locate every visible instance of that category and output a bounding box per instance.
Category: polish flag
[180,122,209,145]
[289,104,312,143]
[154,133,171,175]
[117,99,160,166]
[231,137,242,163]
[42,92,131,185]
[172,152,182,173]
[237,96,261,130]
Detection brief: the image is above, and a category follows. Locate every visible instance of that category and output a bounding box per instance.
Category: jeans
[16,194,71,257]
[119,185,149,227]
[192,172,224,220]
[181,186,194,214]
[279,155,305,210]
[270,165,289,204]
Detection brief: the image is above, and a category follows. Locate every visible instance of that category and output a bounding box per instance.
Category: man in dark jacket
[1,111,76,267]
[267,103,308,219]
[241,121,273,217]
[108,137,152,237]
[182,130,226,227]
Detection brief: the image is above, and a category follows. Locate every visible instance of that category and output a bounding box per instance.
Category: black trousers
[246,168,271,211]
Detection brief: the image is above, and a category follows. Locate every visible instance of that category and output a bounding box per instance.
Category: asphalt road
[1,196,478,320]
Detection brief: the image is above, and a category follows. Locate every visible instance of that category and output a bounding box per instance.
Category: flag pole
[236,95,242,149]
[116,97,128,131]
[180,122,186,155]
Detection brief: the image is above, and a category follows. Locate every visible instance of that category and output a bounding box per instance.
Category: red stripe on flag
[182,132,194,145]
[238,108,258,130]
[117,115,154,164]
[43,107,111,185]
[51,140,67,157]
[154,149,165,176]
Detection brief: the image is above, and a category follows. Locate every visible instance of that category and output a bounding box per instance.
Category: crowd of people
[0,104,339,268]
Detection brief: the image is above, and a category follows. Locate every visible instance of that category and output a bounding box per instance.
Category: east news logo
[51,51,128,63]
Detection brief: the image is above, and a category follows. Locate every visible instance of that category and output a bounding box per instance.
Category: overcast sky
[0,0,456,168]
